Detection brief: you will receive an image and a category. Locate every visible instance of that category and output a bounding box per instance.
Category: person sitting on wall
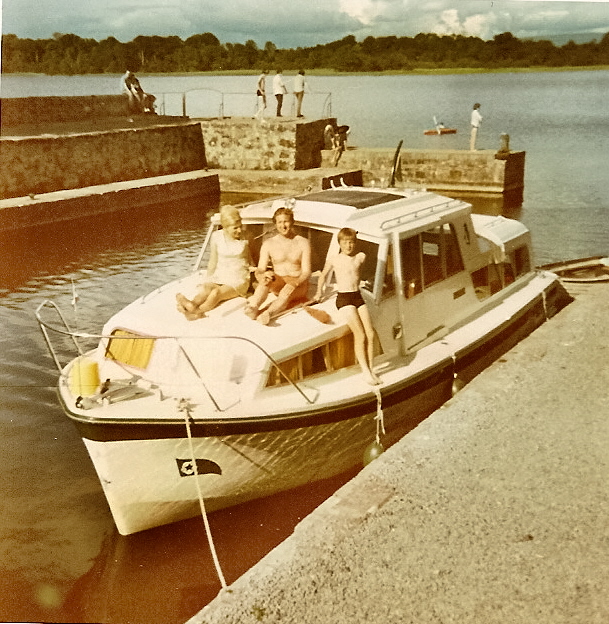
[324,123,350,166]
[120,70,156,114]
[244,206,311,325]
[176,205,252,320]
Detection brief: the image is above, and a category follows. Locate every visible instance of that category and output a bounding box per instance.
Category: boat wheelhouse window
[444,223,465,277]
[512,245,530,277]
[381,246,395,298]
[266,334,356,387]
[471,264,503,300]
[400,223,464,296]
[105,330,155,369]
[400,236,423,297]
[422,228,443,286]
[357,239,380,292]
[308,229,334,273]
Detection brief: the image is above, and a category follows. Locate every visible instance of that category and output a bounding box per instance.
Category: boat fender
[363,440,384,466]
[68,357,100,397]
[451,375,465,396]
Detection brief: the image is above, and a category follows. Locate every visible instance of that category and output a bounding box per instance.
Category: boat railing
[379,199,464,231]
[35,300,318,408]
[155,88,332,119]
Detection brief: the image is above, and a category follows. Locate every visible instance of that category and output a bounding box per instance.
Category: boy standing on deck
[315,228,381,385]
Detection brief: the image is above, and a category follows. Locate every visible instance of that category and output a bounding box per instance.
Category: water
[1,72,608,623]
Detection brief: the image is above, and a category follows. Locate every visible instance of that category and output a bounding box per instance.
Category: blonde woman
[176,206,251,320]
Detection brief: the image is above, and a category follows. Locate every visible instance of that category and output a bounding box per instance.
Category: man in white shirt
[470,102,482,151]
[293,69,307,118]
[273,68,287,117]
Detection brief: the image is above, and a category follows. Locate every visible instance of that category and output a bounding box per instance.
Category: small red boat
[424,116,457,135]
[424,127,457,135]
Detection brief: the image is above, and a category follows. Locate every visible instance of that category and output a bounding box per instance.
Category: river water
[1,71,608,623]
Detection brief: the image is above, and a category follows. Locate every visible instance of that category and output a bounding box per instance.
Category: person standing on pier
[255,69,268,120]
[273,68,287,117]
[470,102,482,151]
[293,69,307,118]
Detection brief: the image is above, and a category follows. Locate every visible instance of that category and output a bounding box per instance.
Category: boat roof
[239,187,472,239]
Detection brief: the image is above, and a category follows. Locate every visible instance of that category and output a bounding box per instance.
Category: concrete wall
[199,118,332,171]
[0,171,219,232]
[323,147,525,194]
[1,95,131,126]
[0,122,207,199]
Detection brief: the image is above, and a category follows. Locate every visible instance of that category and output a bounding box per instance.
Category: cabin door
[394,223,467,352]
[360,242,401,358]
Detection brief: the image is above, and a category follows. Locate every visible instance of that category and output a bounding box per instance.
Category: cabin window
[400,235,423,297]
[503,262,515,285]
[105,329,155,369]
[358,239,380,292]
[381,246,395,298]
[400,223,464,296]
[422,228,443,287]
[444,223,465,276]
[512,245,530,277]
[308,229,334,273]
[266,333,356,387]
[471,263,503,300]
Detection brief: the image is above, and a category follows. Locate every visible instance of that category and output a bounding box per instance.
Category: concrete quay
[189,281,609,624]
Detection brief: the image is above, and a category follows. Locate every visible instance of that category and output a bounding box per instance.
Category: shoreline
[4,65,609,79]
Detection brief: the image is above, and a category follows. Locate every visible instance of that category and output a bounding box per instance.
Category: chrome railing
[155,88,332,119]
[35,300,318,408]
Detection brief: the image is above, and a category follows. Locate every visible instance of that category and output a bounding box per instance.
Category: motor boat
[36,186,571,534]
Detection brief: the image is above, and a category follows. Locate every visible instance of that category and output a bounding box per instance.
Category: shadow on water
[445,191,523,220]
[62,468,360,624]
[0,196,217,295]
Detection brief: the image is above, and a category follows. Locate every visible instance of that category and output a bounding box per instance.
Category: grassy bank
[5,65,609,79]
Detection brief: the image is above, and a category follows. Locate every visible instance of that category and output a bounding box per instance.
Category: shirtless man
[315,227,381,385]
[245,206,311,325]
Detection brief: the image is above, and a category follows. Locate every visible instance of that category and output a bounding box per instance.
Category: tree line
[3,30,609,75]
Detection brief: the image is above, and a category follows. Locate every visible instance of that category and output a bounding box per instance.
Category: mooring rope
[542,289,549,320]
[372,386,385,444]
[179,399,227,589]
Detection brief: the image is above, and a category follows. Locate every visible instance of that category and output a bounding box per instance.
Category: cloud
[2,0,609,45]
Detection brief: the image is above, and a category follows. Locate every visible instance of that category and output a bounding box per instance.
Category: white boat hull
[83,400,413,535]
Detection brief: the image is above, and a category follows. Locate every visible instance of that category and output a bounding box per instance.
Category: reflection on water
[62,469,359,624]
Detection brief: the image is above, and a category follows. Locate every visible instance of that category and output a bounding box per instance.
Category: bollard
[495,133,511,160]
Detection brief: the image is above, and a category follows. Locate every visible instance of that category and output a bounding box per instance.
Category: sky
[1,0,609,47]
